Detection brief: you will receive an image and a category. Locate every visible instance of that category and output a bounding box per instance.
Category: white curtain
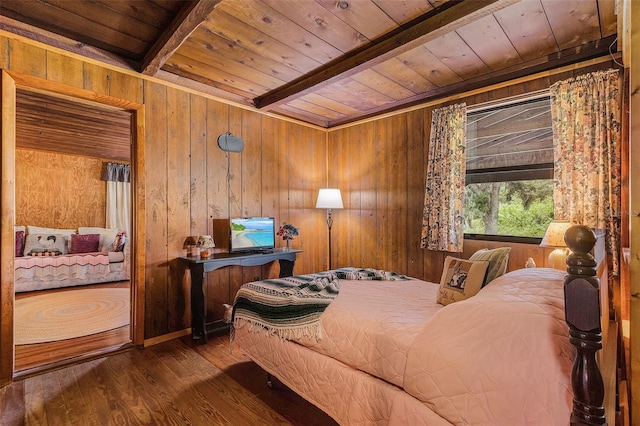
[102,163,131,236]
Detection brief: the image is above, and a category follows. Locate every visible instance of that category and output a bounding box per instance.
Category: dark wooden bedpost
[564,225,606,426]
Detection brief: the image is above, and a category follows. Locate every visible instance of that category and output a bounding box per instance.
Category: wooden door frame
[1,70,17,386]
[0,70,146,385]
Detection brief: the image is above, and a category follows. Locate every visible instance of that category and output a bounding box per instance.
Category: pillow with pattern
[437,256,489,306]
[469,247,512,286]
[27,225,75,252]
[23,233,68,256]
[112,231,127,252]
[70,233,101,254]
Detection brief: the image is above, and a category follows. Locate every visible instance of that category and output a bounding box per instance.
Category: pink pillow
[70,233,100,254]
[15,230,25,257]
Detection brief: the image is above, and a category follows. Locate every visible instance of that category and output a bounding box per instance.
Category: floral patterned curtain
[550,69,622,275]
[421,103,467,252]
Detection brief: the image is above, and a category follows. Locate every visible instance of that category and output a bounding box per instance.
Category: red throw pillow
[15,230,25,257]
[70,233,100,254]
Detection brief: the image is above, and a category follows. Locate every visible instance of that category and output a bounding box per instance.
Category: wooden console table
[179,248,302,342]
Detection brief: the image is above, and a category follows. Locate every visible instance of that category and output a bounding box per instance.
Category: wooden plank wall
[327,59,621,284]
[0,34,327,341]
[0,33,625,344]
[149,92,328,338]
[15,149,107,229]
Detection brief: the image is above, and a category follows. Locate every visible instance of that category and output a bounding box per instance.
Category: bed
[231,226,617,425]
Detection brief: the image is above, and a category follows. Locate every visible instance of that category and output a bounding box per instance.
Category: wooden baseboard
[143,328,191,347]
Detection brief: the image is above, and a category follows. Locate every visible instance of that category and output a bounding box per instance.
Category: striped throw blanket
[232,268,410,341]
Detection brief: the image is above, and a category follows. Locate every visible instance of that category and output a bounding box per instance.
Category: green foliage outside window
[464,180,553,238]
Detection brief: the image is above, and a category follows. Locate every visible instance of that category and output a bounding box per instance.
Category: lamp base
[547,248,568,270]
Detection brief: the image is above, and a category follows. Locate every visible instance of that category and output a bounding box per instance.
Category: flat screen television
[230,217,276,253]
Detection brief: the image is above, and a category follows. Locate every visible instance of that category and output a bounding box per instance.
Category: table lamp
[183,236,198,257]
[540,220,572,270]
[316,188,343,270]
[197,235,215,259]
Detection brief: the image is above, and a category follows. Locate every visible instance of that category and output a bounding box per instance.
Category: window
[464,96,554,241]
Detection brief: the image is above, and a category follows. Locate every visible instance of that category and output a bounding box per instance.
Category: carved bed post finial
[564,225,606,426]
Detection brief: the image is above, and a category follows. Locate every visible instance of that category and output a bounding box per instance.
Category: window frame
[463,93,553,243]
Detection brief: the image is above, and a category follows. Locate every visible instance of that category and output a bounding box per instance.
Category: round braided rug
[15,288,130,345]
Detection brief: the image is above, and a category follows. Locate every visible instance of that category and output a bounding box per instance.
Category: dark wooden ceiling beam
[0,15,137,70]
[140,0,221,76]
[254,0,519,110]
[326,35,619,127]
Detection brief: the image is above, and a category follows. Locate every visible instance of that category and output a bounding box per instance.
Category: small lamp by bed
[540,220,572,270]
[316,188,343,270]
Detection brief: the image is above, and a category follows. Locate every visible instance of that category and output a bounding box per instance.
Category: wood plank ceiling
[0,0,619,128]
[15,90,132,162]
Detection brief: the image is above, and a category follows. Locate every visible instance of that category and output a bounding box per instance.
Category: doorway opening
[13,90,132,376]
[0,71,145,381]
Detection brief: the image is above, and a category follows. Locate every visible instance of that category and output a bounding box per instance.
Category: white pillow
[78,227,118,252]
[15,225,25,233]
[27,225,75,236]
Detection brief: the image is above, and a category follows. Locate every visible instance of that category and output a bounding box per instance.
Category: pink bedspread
[235,268,574,425]
[404,267,573,424]
[297,278,443,388]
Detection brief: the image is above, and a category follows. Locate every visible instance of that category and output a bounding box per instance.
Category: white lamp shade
[540,220,572,248]
[197,235,215,248]
[316,188,344,209]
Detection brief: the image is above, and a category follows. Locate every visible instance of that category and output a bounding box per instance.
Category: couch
[14,225,129,293]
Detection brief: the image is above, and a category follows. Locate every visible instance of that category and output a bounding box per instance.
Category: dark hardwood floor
[1,332,338,425]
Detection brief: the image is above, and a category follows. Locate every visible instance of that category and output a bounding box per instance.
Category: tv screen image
[230,217,275,252]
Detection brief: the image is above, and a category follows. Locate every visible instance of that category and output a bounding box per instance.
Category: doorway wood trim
[1,70,17,386]
[0,70,146,385]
